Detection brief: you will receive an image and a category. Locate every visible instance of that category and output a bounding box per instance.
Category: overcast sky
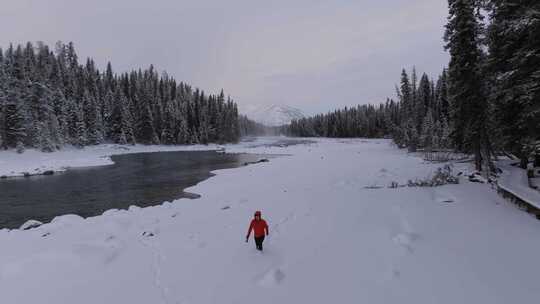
[0,0,449,115]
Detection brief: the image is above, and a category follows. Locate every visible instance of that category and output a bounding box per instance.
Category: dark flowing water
[0,151,265,229]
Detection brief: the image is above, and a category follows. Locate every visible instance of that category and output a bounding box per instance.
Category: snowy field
[1,138,539,304]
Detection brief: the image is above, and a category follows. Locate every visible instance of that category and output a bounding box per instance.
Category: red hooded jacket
[247,218,269,238]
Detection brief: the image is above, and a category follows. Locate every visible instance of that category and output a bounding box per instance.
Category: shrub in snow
[20,220,43,230]
[407,165,459,187]
[432,165,460,186]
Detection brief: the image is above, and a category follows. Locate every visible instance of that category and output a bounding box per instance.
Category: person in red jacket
[246,211,269,251]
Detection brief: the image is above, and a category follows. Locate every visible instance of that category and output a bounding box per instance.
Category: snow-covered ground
[1,138,539,304]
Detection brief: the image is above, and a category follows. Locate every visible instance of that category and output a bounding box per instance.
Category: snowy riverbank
[0,137,282,178]
[1,138,539,304]
[0,143,221,178]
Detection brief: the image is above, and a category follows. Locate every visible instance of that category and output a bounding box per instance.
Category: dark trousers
[254,235,265,251]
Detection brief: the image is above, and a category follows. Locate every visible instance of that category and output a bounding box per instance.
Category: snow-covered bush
[432,165,460,186]
[407,165,459,187]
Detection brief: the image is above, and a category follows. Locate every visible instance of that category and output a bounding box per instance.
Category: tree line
[288,0,540,171]
[0,41,259,152]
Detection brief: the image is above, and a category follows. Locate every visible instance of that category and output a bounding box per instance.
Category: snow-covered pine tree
[439,117,451,149]
[416,74,431,132]
[411,67,418,109]
[444,0,493,171]
[435,69,449,121]
[23,42,36,82]
[66,99,87,147]
[51,89,68,145]
[1,65,27,150]
[406,119,419,152]
[231,102,240,141]
[3,101,26,149]
[433,120,442,150]
[420,109,436,151]
[160,100,177,145]
[83,90,103,145]
[1,41,242,150]
[0,111,4,149]
[215,90,226,143]
[101,89,114,136]
[0,57,5,148]
[136,98,159,144]
[487,0,540,168]
[108,87,134,144]
[176,101,190,144]
[399,69,412,123]
[27,82,59,152]
[198,101,210,144]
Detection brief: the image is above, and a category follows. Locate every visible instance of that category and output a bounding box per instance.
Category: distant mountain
[244,105,305,127]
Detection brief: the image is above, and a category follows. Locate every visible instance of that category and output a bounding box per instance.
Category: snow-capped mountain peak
[244,105,305,126]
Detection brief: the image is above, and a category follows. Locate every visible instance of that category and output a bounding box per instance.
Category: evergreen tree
[83,90,103,145]
[136,99,159,144]
[0,60,6,148]
[67,100,86,147]
[439,117,452,149]
[435,69,450,121]
[487,0,540,168]
[444,0,493,171]
[416,74,431,132]
[399,69,412,121]
[51,89,68,145]
[160,101,176,145]
[27,83,59,151]
[420,109,436,151]
[108,88,134,144]
[3,101,26,149]
[0,41,249,150]
[176,102,190,144]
